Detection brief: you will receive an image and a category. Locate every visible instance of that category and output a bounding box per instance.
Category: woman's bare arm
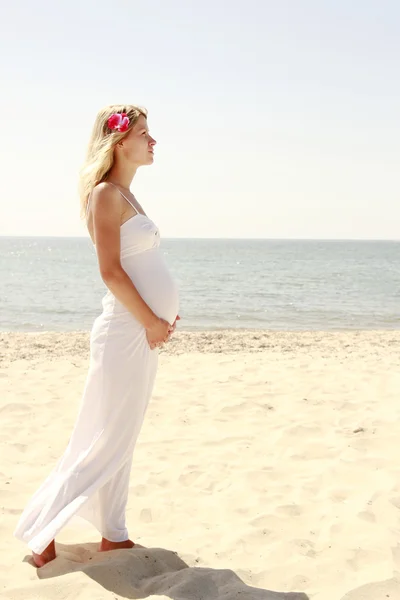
[89,182,158,329]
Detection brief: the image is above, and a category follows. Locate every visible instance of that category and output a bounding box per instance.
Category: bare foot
[32,540,56,568]
[99,537,135,552]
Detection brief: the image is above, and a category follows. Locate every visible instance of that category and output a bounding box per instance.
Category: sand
[1,330,400,600]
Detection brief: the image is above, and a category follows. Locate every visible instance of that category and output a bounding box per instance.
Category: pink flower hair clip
[107,112,130,133]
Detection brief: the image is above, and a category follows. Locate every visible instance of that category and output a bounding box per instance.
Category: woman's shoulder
[92,181,119,199]
[89,182,122,221]
[90,182,121,208]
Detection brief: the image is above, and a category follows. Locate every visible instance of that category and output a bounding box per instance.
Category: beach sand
[1,330,400,600]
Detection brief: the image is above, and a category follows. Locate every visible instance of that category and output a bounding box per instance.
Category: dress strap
[108,182,139,216]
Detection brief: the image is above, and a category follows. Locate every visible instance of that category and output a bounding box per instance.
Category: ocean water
[1,237,400,332]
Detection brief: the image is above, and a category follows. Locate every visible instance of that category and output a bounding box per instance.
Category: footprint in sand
[276,504,302,517]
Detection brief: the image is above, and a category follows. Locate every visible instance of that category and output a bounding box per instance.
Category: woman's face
[118,114,156,167]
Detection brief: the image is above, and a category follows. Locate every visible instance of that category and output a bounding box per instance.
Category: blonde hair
[79,104,147,219]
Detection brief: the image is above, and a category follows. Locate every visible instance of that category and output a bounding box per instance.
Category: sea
[1,237,400,332]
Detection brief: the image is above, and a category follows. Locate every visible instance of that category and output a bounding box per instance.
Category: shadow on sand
[25,542,310,599]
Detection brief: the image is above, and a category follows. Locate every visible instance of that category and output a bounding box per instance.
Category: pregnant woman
[14,104,180,567]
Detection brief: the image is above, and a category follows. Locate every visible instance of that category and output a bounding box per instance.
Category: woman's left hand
[156,315,180,347]
[168,315,180,339]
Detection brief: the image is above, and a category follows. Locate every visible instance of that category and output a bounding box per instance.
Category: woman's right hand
[146,317,172,350]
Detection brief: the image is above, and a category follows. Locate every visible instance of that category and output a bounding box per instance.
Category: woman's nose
[149,137,156,146]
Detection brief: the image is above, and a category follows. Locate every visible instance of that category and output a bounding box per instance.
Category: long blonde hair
[79,104,147,219]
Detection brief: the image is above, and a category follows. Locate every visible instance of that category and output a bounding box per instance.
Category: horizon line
[1,235,400,243]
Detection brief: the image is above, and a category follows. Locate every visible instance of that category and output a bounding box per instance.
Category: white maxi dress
[14,190,180,554]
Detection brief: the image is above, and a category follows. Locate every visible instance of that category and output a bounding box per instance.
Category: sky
[1,0,399,239]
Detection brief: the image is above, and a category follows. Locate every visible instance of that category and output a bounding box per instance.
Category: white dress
[14,189,180,554]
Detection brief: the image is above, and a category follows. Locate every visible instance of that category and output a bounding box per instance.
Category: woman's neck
[107,163,136,189]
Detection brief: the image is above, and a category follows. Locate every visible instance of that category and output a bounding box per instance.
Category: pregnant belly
[122,250,180,325]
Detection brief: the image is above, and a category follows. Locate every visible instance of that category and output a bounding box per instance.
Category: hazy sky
[1,0,399,239]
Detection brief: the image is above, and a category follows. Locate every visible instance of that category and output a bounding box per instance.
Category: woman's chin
[137,154,154,168]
